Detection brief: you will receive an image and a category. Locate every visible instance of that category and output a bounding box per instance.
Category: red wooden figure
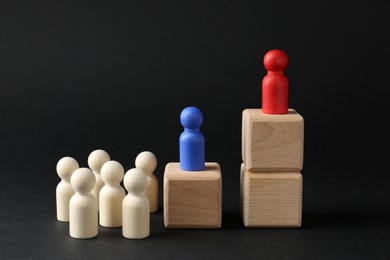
[262,50,288,114]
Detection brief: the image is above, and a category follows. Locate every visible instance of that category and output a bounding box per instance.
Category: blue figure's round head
[180,106,203,129]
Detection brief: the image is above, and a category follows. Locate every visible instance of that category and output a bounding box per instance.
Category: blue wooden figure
[179,107,205,171]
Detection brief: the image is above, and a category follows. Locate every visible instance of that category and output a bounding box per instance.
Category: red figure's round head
[264,50,288,71]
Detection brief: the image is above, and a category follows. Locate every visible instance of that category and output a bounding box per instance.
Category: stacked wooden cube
[240,50,304,228]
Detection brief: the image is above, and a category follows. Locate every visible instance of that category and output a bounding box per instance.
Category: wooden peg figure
[163,106,222,229]
[179,106,205,171]
[69,168,98,239]
[135,151,158,213]
[262,49,289,114]
[88,149,110,210]
[56,157,79,222]
[99,160,126,228]
[122,168,150,239]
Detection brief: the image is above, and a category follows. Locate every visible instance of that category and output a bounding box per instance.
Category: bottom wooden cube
[163,162,222,229]
[241,163,302,228]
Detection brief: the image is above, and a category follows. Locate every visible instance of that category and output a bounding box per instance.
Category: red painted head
[264,50,288,72]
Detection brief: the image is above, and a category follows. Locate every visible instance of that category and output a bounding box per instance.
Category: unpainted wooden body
[146,175,158,213]
[122,168,150,239]
[56,182,75,222]
[240,164,302,228]
[163,162,222,229]
[135,151,159,213]
[91,175,104,210]
[88,149,110,211]
[122,194,150,239]
[56,157,79,222]
[70,193,98,238]
[69,168,98,239]
[99,161,125,227]
[242,109,304,171]
[100,187,125,227]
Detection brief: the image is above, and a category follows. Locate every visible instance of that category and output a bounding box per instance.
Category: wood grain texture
[241,164,302,228]
[163,162,222,229]
[242,109,304,171]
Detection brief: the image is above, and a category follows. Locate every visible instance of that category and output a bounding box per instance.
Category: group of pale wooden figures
[56,149,158,239]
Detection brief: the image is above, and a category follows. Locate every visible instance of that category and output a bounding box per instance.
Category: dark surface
[1,1,390,259]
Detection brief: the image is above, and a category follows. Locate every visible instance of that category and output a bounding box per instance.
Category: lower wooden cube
[163,162,222,229]
[241,163,302,228]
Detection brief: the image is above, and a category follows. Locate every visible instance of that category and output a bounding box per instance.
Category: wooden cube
[163,162,222,229]
[241,163,302,227]
[242,109,304,171]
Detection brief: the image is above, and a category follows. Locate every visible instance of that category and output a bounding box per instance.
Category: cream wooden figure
[99,160,125,228]
[122,168,150,239]
[69,168,98,239]
[88,149,110,210]
[56,157,79,222]
[135,151,158,213]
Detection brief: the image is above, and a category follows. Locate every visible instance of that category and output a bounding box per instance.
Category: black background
[1,1,390,259]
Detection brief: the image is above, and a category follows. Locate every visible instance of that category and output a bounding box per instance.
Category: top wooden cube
[242,109,304,171]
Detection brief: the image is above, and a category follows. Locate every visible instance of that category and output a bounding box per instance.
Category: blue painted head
[180,106,203,129]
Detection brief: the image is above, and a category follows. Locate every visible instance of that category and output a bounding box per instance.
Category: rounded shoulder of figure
[56,181,73,192]
[262,74,288,84]
[100,186,125,197]
[123,194,149,208]
[70,193,96,207]
[180,131,205,143]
